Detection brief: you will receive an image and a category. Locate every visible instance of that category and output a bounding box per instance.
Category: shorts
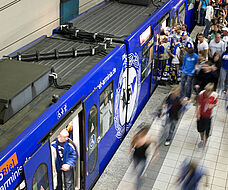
[197,117,211,138]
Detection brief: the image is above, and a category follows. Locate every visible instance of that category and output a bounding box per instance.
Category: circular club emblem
[89,134,96,149]
[114,52,141,138]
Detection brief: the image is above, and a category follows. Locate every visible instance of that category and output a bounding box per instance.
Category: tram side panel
[78,45,127,189]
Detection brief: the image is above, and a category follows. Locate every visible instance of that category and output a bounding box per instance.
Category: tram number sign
[57,104,68,120]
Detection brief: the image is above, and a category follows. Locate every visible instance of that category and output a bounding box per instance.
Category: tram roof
[0,1,161,152]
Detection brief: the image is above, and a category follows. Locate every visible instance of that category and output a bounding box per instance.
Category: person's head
[218,16,223,23]
[137,127,149,138]
[186,160,198,175]
[170,85,181,97]
[222,27,228,36]
[213,52,221,62]
[176,26,182,34]
[182,24,187,32]
[58,129,69,143]
[181,31,188,40]
[211,0,216,6]
[204,83,214,96]
[214,24,219,31]
[197,33,204,43]
[215,33,221,43]
[198,51,206,62]
[164,27,171,35]
[186,47,194,55]
[202,61,212,72]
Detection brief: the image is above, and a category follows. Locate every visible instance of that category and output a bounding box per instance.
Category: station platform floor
[94,85,228,190]
[93,26,228,190]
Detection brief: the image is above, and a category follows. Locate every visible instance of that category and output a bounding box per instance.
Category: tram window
[100,82,113,138]
[171,17,174,28]
[179,2,186,24]
[88,105,97,173]
[32,163,49,190]
[141,39,154,82]
[175,10,178,24]
[159,13,170,28]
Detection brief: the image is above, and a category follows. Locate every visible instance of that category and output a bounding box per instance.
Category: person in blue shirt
[198,0,209,26]
[51,129,78,190]
[181,47,199,99]
[176,159,208,190]
[218,46,228,96]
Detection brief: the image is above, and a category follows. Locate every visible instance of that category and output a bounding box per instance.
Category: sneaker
[164,141,171,146]
[198,140,204,148]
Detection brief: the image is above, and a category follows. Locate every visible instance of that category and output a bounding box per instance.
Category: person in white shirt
[221,27,228,49]
[209,33,225,59]
[204,0,215,37]
[197,33,209,60]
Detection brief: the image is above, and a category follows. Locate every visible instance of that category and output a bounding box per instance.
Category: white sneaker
[164,141,171,146]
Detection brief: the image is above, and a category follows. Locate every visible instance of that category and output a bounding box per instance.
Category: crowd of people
[158,7,228,101]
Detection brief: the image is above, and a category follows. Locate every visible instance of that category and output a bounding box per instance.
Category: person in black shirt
[161,86,186,146]
[128,126,159,190]
[194,61,217,96]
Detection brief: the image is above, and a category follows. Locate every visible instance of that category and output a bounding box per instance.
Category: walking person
[51,129,78,190]
[204,0,215,38]
[128,126,159,190]
[161,86,186,146]
[194,61,217,97]
[198,0,209,26]
[196,83,218,148]
[218,46,228,95]
[176,159,208,190]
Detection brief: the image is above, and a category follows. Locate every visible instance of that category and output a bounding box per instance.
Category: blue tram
[0,0,194,189]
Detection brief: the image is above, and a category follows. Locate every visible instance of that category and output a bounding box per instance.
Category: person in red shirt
[196,83,218,148]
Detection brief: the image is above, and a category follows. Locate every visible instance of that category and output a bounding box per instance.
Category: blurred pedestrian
[128,126,159,190]
[218,46,228,95]
[194,61,217,97]
[160,86,186,146]
[176,159,208,190]
[204,0,215,38]
[196,83,218,148]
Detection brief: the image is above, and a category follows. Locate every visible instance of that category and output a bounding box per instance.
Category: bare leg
[200,132,204,141]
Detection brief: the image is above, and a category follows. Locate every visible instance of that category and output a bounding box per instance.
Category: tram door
[24,141,53,190]
[150,24,160,95]
[84,92,100,189]
[49,104,84,190]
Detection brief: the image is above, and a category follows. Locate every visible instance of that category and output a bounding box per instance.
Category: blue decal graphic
[114,52,141,138]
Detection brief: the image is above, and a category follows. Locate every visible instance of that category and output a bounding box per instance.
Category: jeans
[133,157,146,190]
[181,74,194,99]
[56,169,73,190]
[158,60,167,80]
[200,7,206,26]
[218,67,228,92]
[165,117,178,141]
[204,19,210,37]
